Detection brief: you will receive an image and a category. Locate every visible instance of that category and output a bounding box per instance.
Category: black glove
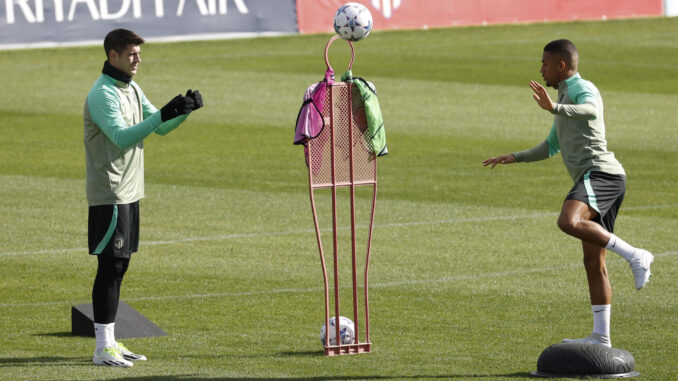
[186,89,203,110]
[160,93,195,122]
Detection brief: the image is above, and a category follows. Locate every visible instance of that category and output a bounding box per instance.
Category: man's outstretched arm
[482,154,515,169]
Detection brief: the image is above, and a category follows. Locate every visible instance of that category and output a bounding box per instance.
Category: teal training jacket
[84,74,187,206]
[513,73,624,183]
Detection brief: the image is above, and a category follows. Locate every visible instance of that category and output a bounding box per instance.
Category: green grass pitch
[1,17,677,380]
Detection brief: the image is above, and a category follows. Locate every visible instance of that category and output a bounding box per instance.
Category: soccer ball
[333,2,373,42]
[320,316,355,346]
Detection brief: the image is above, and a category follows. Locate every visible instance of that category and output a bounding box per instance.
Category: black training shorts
[88,201,139,258]
[565,170,626,233]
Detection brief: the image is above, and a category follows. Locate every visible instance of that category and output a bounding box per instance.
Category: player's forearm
[103,112,163,150]
[154,114,188,136]
[513,140,550,163]
[551,102,597,120]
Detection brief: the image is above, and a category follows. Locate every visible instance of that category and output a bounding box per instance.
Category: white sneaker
[116,342,147,361]
[630,249,654,290]
[563,333,611,348]
[93,346,133,367]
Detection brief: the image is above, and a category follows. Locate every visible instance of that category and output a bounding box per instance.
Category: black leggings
[92,255,130,324]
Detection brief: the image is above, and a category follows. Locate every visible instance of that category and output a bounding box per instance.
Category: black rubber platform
[71,301,167,339]
[531,342,639,379]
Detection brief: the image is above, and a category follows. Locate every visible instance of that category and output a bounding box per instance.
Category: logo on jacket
[370,0,402,19]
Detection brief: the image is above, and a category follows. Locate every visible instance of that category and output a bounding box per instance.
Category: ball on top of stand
[333,2,373,41]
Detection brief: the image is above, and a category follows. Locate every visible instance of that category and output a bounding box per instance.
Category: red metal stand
[307,36,377,356]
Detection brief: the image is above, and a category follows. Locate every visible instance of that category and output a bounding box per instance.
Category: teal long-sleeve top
[84,74,187,206]
[513,73,625,183]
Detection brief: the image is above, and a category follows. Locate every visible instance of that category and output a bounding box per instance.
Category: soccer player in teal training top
[482,39,653,348]
[84,28,203,367]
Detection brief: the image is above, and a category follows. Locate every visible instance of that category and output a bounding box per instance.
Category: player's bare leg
[557,200,608,246]
[581,241,611,306]
[558,203,611,346]
[557,200,652,289]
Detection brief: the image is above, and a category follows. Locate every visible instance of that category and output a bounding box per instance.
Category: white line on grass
[2,250,676,308]
[2,203,676,257]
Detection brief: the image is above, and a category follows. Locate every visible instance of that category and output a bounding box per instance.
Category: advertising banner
[666,0,678,16]
[296,0,663,34]
[0,0,297,49]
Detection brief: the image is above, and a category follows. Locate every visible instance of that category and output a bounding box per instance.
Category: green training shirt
[84,74,187,206]
[513,73,625,183]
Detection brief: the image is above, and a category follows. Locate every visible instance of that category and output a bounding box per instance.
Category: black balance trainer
[531,342,639,379]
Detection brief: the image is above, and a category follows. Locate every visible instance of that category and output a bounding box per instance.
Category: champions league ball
[333,2,373,42]
[320,316,355,346]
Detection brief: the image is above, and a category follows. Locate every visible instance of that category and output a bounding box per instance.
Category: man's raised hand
[159,89,206,122]
[186,89,203,110]
[530,81,554,111]
[160,93,194,122]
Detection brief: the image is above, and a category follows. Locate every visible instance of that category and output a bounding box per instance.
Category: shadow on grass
[0,356,533,379]
[35,331,75,338]
[87,374,533,380]
[0,356,91,367]
[279,350,324,357]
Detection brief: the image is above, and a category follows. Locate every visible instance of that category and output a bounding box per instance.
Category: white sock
[108,323,117,346]
[94,322,116,351]
[606,234,636,262]
[592,304,611,337]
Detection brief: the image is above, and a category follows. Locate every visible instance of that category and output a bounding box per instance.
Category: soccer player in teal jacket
[84,28,203,367]
[483,39,653,348]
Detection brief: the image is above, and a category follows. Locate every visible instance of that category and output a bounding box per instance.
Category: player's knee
[96,256,130,281]
[557,215,576,234]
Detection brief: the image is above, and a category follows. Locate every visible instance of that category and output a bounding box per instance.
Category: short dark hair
[543,39,578,68]
[104,29,144,59]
